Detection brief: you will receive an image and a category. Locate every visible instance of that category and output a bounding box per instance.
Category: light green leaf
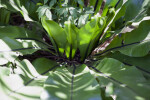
[41,17,67,55]
[78,16,106,61]
[90,0,103,15]
[69,7,78,18]
[45,9,52,20]
[64,20,78,59]
[78,14,89,27]
[37,5,50,19]
[101,0,118,17]
[41,65,101,100]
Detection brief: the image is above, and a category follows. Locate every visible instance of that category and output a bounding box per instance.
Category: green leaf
[95,20,150,57]
[78,14,89,27]
[32,58,58,76]
[56,7,69,16]
[101,0,118,17]
[0,26,49,64]
[69,7,78,18]
[44,0,48,4]
[119,20,150,57]
[49,0,57,8]
[110,0,127,30]
[108,51,150,79]
[1,0,39,21]
[64,20,78,59]
[124,0,144,22]
[77,0,84,6]
[78,16,106,61]
[0,8,10,25]
[41,17,67,55]
[111,0,150,30]
[0,37,38,54]
[0,60,48,100]
[0,0,20,12]
[0,26,48,48]
[90,0,103,15]
[45,9,52,20]
[91,58,150,100]
[0,58,59,100]
[41,65,101,100]
[37,5,50,20]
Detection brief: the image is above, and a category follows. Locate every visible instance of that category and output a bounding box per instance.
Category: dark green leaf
[49,0,57,8]
[32,58,57,76]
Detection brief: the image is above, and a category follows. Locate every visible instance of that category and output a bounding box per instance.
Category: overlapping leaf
[95,20,150,57]
[108,51,150,79]
[0,58,58,100]
[0,60,45,100]
[41,65,101,100]
[78,16,106,61]
[91,58,150,100]
[0,0,39,21]
[111,0,150,30]
[0,26,49,64]
[41,17,67,55]
[64,20,78,59]
[0,8,10,25]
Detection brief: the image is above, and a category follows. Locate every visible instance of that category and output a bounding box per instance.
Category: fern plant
[0,0,150,100]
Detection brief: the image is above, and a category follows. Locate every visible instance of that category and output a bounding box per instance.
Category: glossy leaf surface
[64,21,78,59]
[78,16,106,61]
[41,17,67,55]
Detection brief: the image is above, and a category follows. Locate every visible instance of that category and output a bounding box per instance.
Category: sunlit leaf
[41,65,101,100]
[95,20,150,57]
[0,60,49,100]
[78,16,106,61]
[41,17,67,55]
[64,20,78,59]
[91,58,150,100]
[108,51,150,79]
[0,26,49,64]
